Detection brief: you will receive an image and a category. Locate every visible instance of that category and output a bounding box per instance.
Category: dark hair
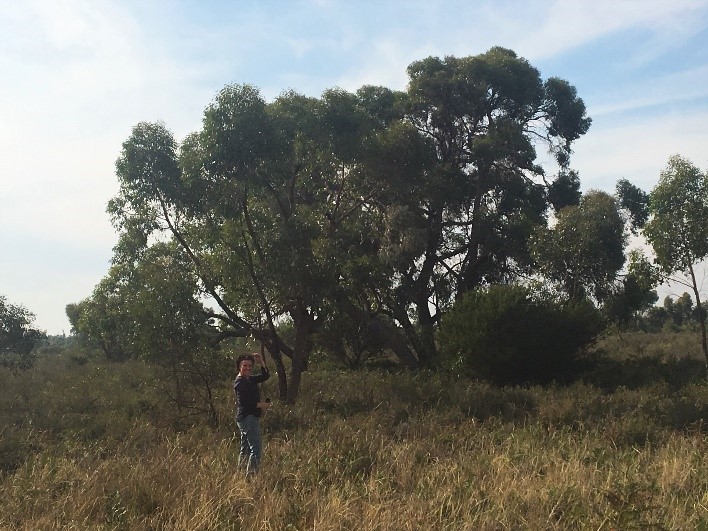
[236,354,255,370]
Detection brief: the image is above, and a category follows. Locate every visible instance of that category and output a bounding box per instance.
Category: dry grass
[1,334,707,530]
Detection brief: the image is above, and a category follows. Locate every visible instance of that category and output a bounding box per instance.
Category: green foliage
[542,77,592,163]
[67,285,131,362]
[547,169,581,212]
[630,292,702,333]
[439,284,604,385]
[0,295,45,370]
[108,83,411,402]
[665,293,696,329]
[380,47,592,363]
[67,243,231,424]
[603,251,660,329]
[99,47,593,399]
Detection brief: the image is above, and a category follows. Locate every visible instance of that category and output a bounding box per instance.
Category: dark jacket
[234,367,270,421]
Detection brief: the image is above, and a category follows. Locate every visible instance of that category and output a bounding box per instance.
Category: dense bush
[439,284,604,385]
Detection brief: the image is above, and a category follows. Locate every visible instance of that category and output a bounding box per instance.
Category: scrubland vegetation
[3,44,707,530]
[2,332,707,530]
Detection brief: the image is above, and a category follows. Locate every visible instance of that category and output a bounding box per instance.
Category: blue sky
[1,0,707,334]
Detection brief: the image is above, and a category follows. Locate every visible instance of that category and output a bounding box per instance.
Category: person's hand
[253,352,265,365]
[257,401,271,410]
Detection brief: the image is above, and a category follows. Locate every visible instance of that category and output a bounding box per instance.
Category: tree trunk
[187,356,219,428]
[265,343,289,401]
[253,326,292,401]
[367,316,420,369]
[284,302,316,404]
[272,353,289,401]
[457,168,488,297]
[688,264,708,378]
[286,353,307,405]
[409,224,441,365]
[390,304,424,361]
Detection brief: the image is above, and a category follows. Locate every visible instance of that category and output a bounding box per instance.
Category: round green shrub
[439,284,604,385]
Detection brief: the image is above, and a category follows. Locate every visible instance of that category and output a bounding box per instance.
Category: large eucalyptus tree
[369,47,592,364]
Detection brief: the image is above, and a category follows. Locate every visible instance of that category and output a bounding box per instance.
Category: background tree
[602,250,659,329]
[68,242,229,425]
[0,295,45,370]
[67,278,133,362]
[643,155,708,374]
[635,293,699,332]
[531,190,626,302]
[675,293,696,327]
[663,293,695,329]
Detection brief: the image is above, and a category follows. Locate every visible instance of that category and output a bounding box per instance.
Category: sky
[1,0,707,335]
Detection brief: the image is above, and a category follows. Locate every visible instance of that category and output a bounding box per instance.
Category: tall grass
[1,333,707,530]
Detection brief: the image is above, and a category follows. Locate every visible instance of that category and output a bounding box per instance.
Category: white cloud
[572,107,708,192]
[589,64,708,117]
[515,0,708,60]
[334,38,425,92]
[0,0,210,247]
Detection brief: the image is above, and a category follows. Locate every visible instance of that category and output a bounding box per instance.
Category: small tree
[644,155,708,375]
[0,295,45,370]
[531,190,626,303]
[602,250,659,329]
[68,243,230,426]
[670,293,695,328]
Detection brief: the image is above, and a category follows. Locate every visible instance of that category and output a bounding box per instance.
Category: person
[234,352,271,474]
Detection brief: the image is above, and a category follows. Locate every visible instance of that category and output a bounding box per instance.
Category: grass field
[1,332,707,530]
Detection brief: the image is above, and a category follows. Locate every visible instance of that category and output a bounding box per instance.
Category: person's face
[239,359,254,377]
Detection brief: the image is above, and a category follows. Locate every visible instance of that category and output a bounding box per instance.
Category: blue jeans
[236,415,262,474]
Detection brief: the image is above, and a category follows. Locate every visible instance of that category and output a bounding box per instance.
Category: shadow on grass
[581,352,706,391]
